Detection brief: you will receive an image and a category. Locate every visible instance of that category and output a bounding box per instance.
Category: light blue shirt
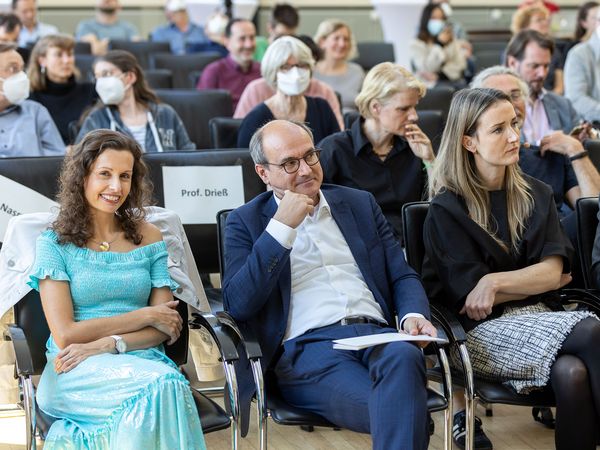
[150,22,208,55]
[75,19,138,41]
[0,100,65,157]
[18,22,59,47]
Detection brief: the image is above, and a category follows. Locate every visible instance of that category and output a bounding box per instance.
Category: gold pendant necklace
[89,235,120,252]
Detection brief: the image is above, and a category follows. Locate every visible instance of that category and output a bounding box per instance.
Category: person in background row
[28,34,97,144]
[313,19,364,113]
[237,36,340,148]
[410,3,468,88]
[423,87,600,450]
[196,18,261,110]
[0,13,30,64]
[76,0,139,56]
[253,3,299,62]
[77,50,194,152]
[11,0,58,48]
[319,63,433,242]
[0,43,64,157]
[510,4,563,94]
[150,0,209,55]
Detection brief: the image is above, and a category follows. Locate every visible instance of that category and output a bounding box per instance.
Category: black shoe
[453,410,493,450]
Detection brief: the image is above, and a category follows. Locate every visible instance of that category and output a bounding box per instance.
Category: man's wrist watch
[110,335,127,354]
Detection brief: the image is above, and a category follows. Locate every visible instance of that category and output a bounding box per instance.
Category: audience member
[472,66,600,218]
[76,0,139,56]
[0,43,64,157]
[422,87,600,450]
[196,18,260,110]
[510,4,563,94]
[12,0,58,48]
[564,6,600,122]
[319,63,433,241]
[28,129,206,449]
[506,30,583,142]
[237,36,340,147]
[313,19,364,113]
[429,0,468,40]
[77,50,194,152]
[150,0,209,55]
[410,3,467,88]
[0,13,21,43]
[27,34,97,144]
[223,119,436,449]
[254,3,299,61]
[574,2,599,44]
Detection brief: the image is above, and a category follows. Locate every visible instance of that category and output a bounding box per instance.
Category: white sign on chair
[0,175,58,243]
[162,165,245,224]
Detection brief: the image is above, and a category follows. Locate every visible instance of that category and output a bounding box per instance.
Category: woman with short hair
[313,19,364,113]
[237,35,340,148]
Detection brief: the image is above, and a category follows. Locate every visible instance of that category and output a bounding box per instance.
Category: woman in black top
[423,88,600,450]
[27,34,97,144]
[319,62,434,241]
[237,36,339,148]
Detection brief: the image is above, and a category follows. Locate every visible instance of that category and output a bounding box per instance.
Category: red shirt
[196,55,261,109]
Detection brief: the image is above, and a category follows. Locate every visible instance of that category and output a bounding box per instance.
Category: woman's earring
[41,65,46,75]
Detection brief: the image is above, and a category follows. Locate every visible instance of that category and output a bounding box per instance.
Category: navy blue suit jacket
[222,184,430,432]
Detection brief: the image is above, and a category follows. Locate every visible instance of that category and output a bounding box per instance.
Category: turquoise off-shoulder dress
[27,230,206,450]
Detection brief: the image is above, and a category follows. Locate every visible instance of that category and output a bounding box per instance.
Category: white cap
[166,0,187,12]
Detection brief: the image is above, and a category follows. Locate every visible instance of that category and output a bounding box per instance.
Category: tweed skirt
[451,302,598,393]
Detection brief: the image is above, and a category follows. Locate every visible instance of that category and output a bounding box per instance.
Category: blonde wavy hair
[429,88,533,252]
[355,62,426,119]
[511,5,550,34]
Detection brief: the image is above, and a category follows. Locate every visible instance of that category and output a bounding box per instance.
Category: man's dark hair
[506,29,555,61]
[270,3,299,29]
[0,13,21,33]
[225,18,250,38]
[0,42,18,54]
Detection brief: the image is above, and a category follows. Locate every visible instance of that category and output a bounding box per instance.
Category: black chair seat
[192,389,231,433]
[426,387,448,413]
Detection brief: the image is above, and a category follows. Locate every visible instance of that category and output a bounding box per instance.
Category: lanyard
[105,108,164,152]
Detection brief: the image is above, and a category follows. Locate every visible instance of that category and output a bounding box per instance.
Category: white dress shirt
[266,191,411,341]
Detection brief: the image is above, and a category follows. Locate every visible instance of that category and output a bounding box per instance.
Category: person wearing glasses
[223,119,437,449]
[319,63,434,242]
[236,35,340,148]
[76,50,195,152]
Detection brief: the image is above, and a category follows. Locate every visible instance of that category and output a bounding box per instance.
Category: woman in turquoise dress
[27,129,206,449]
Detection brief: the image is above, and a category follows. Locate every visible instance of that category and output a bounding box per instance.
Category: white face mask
[440,2,453,17]
[427,19,446,37]
[276,67,310,96]
[95,76,126,105]
[0,72,30,105]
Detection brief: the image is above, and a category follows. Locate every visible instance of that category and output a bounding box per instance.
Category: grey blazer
[565,32,600,121]
[541,91,580,133]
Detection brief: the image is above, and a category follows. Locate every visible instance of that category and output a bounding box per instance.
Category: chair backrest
[584,139,600,172]
[473,49,503,73]
[155,89,233,149]
[74,41,92,55]
[108,40,171,69]
[209,117,243,149]
[352,42,395,71]
[75,54,96,82]
[401,201,430,273]
[12,282,190,376]
[143,150,265,274]
[144,68,173,89]
[150,52,222,88]
[416,86,455,120]
[576,197,600,289]
[0,156,63,200]
[418,110,444,154]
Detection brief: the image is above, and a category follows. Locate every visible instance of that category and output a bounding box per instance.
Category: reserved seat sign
[0,176,58,243]
[162,166,245,224]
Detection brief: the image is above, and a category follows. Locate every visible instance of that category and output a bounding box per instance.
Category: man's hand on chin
[273,190,315,228]
[403,317,437,349]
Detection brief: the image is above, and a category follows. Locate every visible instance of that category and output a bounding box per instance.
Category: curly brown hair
[52,129,153,247]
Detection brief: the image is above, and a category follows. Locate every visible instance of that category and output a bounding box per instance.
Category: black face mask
[98,7,117,14]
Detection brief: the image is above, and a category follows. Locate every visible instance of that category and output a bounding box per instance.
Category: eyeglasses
[262,149,321,174]
[279,62,310,72]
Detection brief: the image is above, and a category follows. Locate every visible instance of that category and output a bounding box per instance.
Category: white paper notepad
[333,333,447,350]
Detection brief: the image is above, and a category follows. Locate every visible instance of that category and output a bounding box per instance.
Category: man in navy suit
[222,119,436,450]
